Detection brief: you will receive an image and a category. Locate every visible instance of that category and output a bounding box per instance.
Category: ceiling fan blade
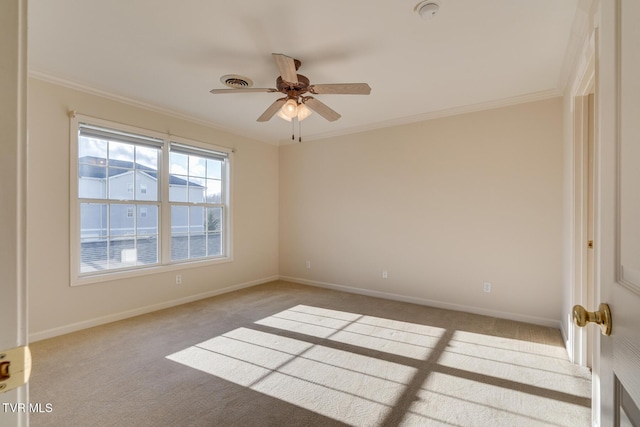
[309,83,371,95]
[257,98,287,122]
[210,88,276,94]
[303,97,341,122]
[272,53,299,85]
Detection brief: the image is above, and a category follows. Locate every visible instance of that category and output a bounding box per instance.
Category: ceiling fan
[210,53,371,123]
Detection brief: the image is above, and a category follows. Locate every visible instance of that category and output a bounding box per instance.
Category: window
[71,116,232,284]
[169,143,226,262]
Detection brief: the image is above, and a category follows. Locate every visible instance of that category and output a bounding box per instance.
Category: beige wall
[27,78,565,337]
[279,97,564,325]
[28,78,279,339]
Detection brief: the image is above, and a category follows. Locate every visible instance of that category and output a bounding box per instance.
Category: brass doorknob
[572,303,612,336]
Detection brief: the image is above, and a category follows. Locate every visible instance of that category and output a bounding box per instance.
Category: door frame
[568,3,611,425]
[570,45,596,368]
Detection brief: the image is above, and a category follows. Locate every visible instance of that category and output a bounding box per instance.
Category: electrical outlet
[176,274,182,285]
[483,282,491,293]
[306,260,311,269]
[382,271,388,279]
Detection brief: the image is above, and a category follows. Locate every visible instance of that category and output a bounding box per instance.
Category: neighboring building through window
[71,117,231,283]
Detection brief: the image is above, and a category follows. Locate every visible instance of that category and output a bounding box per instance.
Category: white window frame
[70,114,233,286]
[166,136,229,263]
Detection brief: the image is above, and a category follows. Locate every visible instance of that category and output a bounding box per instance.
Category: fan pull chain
[291,119,295,141]
[298,119,302,143]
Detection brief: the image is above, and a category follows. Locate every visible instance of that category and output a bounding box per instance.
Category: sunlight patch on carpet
[434,330,592,398]
[167,326,416,426]
[402,371,591,426]
[255,304,445,360]
[166,305,590,427]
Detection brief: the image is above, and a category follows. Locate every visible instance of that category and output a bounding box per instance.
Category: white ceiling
[28,0,579,145]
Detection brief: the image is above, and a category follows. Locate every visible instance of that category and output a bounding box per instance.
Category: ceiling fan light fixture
[415,1,439,19]
[277,101,312,122]
[297,103,312,121]
[281,99,299,119]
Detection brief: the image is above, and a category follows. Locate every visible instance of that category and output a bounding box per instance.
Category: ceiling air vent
[220,74,253,89]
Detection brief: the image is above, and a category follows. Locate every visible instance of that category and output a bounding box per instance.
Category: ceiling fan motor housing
[276,74,311,97]
[276,74,311,93]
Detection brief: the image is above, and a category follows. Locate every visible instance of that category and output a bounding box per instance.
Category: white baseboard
[29,275,279,342]
[280,276,562,329]
[31,274,562,342]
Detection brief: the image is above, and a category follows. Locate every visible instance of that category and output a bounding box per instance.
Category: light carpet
[28,280,591,426]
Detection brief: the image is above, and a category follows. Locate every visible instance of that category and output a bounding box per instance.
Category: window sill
[71,256,233,287]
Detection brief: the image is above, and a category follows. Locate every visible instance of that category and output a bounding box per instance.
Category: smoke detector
[415,1,440,19]
[220,74,253,89]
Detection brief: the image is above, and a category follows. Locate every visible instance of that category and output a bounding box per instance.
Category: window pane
[171,234,189,261]
[80,237,108,273]
[189,178,206,203]
[110,204,135,237]
[78,168,107,199]
[207,232,222,256]
[108,168,134,200]
[80,203,108,239]
[109,140,134,162]
[206,179,222,203]
[135,171,156,201]
[137,237,158,265]
[79,136,108,159]
[206,158,222,179]
[169,177,189,202]
[207,208,222,256]
[189,206,205,233]
[110,236,136,268]
[138,206,158,235]
[135,145,158,170]
[170,152,188,175]
[189,235,206,259]
[206,208,222,232]
[171,205,188,234]
[171,204,190,261]
[189,155,206,178]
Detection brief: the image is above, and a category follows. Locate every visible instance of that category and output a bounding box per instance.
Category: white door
[0,0,29,426]
[595,0,640,425]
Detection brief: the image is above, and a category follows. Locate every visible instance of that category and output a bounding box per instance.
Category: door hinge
[0,346,31,393]
[588,240,594,249]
